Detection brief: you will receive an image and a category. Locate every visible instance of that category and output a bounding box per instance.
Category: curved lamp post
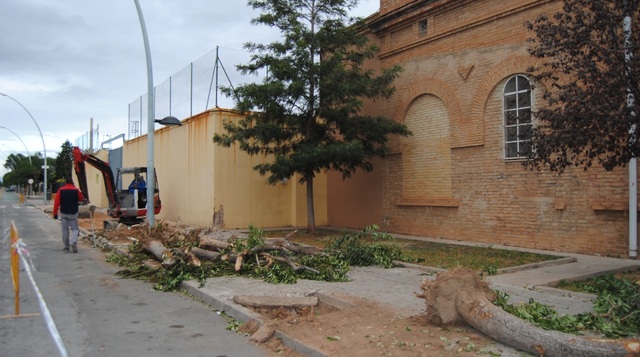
[0,92,47,204]
[134,0,182,227]
[1,145,23,167]
[0,125,32,164]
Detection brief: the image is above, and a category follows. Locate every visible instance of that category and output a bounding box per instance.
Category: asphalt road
[0,191,267,357]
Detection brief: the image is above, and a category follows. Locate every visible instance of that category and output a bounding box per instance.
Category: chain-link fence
[128,46,263,140]
[74,125,100,152]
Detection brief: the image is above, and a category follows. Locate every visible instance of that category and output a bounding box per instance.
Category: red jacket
[53,183,85,215]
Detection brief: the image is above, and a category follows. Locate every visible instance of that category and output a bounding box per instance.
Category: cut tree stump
[420,268,640,357]
[142,239,176,267]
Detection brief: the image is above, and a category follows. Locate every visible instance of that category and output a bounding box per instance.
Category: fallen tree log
[226,245,291,271]
[198,238,230,251]
[191,247,220,261]
[142,239,176,267]
[421,268,640,357]
[217,247,320,274]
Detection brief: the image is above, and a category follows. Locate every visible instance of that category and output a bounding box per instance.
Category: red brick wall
[328,0,636,256]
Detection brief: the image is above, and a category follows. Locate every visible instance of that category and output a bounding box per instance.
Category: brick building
[328,0,637,257]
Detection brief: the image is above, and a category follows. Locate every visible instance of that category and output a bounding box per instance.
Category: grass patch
[265,229,561,271]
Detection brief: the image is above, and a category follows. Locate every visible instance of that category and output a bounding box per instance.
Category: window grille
[418,20,428,36]
[503,75,532,159]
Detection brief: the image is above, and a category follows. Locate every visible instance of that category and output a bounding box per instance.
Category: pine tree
[214,0,410,233]
[54,140,73,181]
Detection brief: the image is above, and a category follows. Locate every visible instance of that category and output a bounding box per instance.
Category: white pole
[624,0,637,257]
[0,125,33,164]
[133,0,156,227]
[0,93,47,204]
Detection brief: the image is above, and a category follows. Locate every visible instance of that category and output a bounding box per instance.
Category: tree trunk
[421,268,640,357]
[198,238,230,251]
[456,289,640,357]
[190,247,220,261]
[306,174,316,234]
[142,239,175,267]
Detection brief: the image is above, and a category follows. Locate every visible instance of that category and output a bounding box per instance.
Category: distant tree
[3,153,30,172]
[2,153,37,188]
[2,171,16,188]
[214,0,410,234]
[2,152,57,193]
[54,140,74,181]
[525,0,639,173]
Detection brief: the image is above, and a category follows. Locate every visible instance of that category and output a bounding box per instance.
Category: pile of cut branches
[496,273,640,338]
[97,223,405,291]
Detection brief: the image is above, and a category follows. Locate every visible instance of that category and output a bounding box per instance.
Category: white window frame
[503,75,532,159]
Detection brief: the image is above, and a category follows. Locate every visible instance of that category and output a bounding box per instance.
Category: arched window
[503,75,532,159]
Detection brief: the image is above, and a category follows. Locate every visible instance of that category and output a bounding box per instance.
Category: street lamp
[134,1,182,227]
[0,92,47,204]
[154,116,181,126]
[0,125,32,164]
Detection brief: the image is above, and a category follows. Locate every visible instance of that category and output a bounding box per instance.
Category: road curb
[497,256,577,274]
[180,280,329,357]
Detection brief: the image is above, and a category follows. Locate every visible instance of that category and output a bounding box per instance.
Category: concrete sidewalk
[486,253,640,315]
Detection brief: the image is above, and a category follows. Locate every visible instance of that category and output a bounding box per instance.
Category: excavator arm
[72,146,119,211]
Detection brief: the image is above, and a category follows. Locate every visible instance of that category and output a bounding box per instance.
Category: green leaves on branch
[326,225,407,268]
[245,225,401,283]
[496,273,640,337]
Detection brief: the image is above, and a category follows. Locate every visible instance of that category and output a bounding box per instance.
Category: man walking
[53,177,85,253]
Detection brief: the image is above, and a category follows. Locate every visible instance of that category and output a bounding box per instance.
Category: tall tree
[214,0,411,233]
[54,140,74,181]
[525,0,639,173]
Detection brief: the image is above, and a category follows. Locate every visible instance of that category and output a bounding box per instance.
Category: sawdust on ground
[75,213,506,357]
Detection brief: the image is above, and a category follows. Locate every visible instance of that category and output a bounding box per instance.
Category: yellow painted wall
[326,33,385,230]
[121,109,327,229]
[74,149,110,209]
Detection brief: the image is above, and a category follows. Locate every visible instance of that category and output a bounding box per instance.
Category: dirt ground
[77,212,104,232]
[75,212,506,357]
[246,297,502,357]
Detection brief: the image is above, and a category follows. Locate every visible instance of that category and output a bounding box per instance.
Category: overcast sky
[0,0,379,178]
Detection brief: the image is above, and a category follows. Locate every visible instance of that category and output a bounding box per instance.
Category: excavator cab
[114,167,161,219]
[117,168,148,209]
[72,146,161,225]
